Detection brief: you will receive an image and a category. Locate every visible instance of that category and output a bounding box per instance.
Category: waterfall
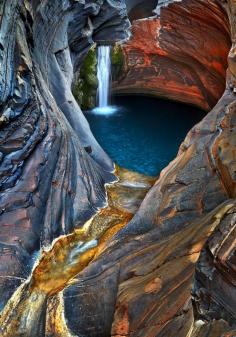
[97,45,111,109]
[92,45,118,115]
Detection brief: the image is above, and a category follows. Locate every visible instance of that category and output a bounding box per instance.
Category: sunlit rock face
[114,0,231,111]
[0,0,129,309]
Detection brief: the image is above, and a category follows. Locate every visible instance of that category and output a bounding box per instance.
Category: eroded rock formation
[63,93,236,336]
[62,1,236,336]
[0,0,129,309]
[0,0,236,337]
[113,0,231,111]
[127,0,158,22]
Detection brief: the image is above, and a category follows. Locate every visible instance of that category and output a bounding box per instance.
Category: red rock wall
[113,0,231,111]
[0,1,236,336]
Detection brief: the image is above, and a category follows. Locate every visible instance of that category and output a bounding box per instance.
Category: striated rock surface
[114,0,231,111]
[193,202,236,325]
[63,90,236,336]
[0,0,236,336]
[0,0,129,309]
[62,0,236,336]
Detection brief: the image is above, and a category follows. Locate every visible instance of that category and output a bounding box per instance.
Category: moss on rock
[73,45,98,110]
[73,44,125,109]
[111,44,124,81]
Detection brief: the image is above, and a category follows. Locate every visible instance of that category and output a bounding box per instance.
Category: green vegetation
[73,45,98,110]
[111,44,124,81]
[73,43,124,110]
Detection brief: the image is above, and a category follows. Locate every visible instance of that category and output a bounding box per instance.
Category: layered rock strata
[114,0,231,111]
[63,0,236,336]
[0,0,129,309]
[0,0,236,336]
[64,92,236,336]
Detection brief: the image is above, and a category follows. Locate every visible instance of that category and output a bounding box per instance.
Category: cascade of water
[97,45,111,108]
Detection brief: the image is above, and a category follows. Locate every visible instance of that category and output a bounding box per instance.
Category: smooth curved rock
[113,0,231,111]
[0,0,236,336]
[0,0,129,309]
[63,1,236,336]
[127,0,158,22]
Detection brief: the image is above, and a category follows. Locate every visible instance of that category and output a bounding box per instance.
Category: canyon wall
[0,0,236,336]
[114,0,231,111]
[0,0,129,309]
[63,1,236,336]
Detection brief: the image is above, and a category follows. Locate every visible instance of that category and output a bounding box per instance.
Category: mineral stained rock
[0,0,236,337]
[0,0,129,309]
[62,1,236,336]
[113,0,231,111]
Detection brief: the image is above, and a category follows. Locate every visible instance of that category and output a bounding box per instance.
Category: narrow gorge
[0,1,236,337]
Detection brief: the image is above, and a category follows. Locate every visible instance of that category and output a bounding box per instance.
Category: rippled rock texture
[114,0,231,111]
[1,0,236,336]
[63,0,236,336]
[0,0,129,309]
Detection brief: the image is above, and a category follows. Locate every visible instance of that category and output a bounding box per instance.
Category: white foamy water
[97,45,111,108]
[92,105,119,116]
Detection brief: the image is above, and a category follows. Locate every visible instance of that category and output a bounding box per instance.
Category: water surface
[86,96,205,176]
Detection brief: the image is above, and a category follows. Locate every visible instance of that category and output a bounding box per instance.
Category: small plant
[73,45,98,110]
[111,43,124,81]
